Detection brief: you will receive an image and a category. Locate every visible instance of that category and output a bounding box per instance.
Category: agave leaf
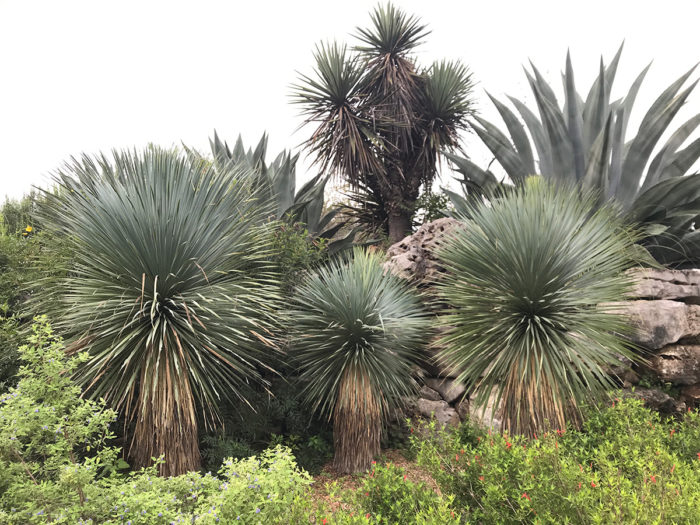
[638,65,698,133]
[618,80,699,206]
[658,137,700,181]
[472,117,530,183]
[445,151,500,189]
[607,106,627,199]
[487,93,536,176]
[509,96,553,176]
[582,60,607,153]
[603,43,624,95]
[565,51,586,181]
[644,113,700,189]
[528,62,559,109]
[582,113,613,198]
[620,63,652,141]
[632,173,700,224]
[529,80,574,182]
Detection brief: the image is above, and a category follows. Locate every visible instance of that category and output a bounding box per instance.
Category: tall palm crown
[43,148,282,475]
[289,248,429,473]
[437,179,638,435]
[292,2,476,242]
[447,46,700,266]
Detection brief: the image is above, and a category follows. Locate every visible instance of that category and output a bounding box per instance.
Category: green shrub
[0,317,119,522]
[0,318,315,523]
[411,398,700,524]
[195,446,312,524]
[271,221,328,292]
[356,462,459,524]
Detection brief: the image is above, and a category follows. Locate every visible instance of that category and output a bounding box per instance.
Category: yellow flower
[25,225,33,232]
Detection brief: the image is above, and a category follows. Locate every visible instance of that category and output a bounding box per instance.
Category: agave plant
[289,248,429,473]
[437,178,637,436]
[208,132,358,254]
[292,3,476,242]
[42,148,282,475]
[448,46,700,266]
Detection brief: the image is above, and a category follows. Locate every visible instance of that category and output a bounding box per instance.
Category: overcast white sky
[1,0,699,200]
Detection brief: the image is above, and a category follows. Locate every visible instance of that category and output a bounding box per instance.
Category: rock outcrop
[383,218,464,283]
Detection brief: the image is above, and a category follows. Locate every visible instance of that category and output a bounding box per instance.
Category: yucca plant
[292,3,476,242]
[207,132,358,254]
[42,148,282,476]
[289,248,429,473]
[437,178,638,436]
[448,46,700,266]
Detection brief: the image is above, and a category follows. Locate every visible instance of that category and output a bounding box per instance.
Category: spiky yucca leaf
[42,148,282,475]
[291,41,383,182]
[289,248,429,472]
[437,179,638,436]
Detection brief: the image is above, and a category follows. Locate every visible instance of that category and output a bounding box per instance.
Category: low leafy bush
[356,462,459,524]
[0,318,315,524]
[411,398,700,524]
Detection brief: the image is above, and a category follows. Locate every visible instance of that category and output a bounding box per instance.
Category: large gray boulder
[648,345,700,385]
[627,268,700,303]
[415,398,460,427]
[383,218,464,283]
[610,300,700,349]
[424,378,467,404]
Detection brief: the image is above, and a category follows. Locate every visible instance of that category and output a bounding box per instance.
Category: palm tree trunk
[129,365,201,476]
[332,369,381,474]
[388,211,412,244]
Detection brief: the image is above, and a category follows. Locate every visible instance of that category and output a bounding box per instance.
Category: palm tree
[447,46,700,266]
[292,3,476,243]
[42,148,282,475]
[289,248,429,473]
[436,178,638,435]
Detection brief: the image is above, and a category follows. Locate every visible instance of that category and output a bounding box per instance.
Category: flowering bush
[411,398,700,524]
[355,462,459,524]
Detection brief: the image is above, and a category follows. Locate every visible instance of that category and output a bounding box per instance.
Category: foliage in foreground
[0,318,313,524]
[0,195,70,391]
[411,398,700,524]
[42,148,283,475]
[289,248,430,473]
[448,45,700,266]
[437,179,638,436]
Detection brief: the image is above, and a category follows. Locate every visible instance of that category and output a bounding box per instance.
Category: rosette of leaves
[289,248,429,473]
[208,132,359,254]
[447,46,700,266]
[42,148,282,476]
[436,178,638,436]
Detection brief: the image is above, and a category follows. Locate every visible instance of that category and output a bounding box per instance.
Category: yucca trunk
[129,359,201,476]
[500,359,580,436]
[388,212,412,244]
[332,369,381,474]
